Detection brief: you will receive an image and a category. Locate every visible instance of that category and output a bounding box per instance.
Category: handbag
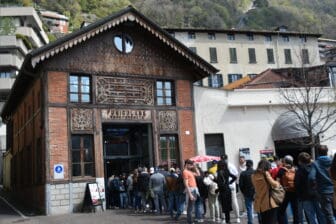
[265,175,285,205]
[269,185,285,205]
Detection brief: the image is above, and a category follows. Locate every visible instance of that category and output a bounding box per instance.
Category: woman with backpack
[276,155,299,224]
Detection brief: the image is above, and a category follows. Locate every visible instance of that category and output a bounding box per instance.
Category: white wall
[194,86,336,168]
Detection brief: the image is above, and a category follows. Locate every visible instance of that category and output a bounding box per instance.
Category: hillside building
[40,10,69,34]
[0,6,49,186]
[0,7,217,214]
[166,28,323,87]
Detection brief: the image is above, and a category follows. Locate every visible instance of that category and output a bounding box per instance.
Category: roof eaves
[30,6,218,75]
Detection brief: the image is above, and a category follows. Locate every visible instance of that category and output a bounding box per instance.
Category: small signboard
[54,164,64,179]
[260,149,275,160]
[239,148,251,160]
[82,182,104,212]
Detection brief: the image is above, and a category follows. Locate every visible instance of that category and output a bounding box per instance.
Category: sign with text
[101,109,151,121]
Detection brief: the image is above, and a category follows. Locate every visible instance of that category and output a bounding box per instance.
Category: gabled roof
[1,6,218,119]
[29,6,218,74]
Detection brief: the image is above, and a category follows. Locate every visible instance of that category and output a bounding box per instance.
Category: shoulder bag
[265,175,285,205]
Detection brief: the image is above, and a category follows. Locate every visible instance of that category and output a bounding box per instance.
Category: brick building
[1,7,217,215]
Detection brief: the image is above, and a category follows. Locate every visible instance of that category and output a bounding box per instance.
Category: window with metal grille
[267,48,275,64]
[71,135,95,177]
[156,80,175,106]
[229,48,237,63]
[69,75,91,103]
[208,74,223,88]
[248,48,256,63]
[228,74,243,83]
[209,47,218,63]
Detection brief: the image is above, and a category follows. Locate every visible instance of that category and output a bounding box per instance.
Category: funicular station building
[0,7,218,215]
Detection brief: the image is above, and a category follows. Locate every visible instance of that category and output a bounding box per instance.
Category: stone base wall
[48,182,87,215]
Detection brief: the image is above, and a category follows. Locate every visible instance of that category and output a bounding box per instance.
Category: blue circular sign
[55,165,63,173]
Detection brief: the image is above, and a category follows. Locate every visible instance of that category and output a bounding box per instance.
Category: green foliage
[16,34,33,49]
[0,17,17,35]
[4,0,336,38]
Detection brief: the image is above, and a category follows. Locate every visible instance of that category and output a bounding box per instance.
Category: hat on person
[149,167,155,174]
[170,167,176,172]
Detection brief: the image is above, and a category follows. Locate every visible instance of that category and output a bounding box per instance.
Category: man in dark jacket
[309,145,335,224]
[295,152,325,224]
[239,160,255,224]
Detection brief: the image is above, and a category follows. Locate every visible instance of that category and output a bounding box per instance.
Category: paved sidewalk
[2,208,255,224]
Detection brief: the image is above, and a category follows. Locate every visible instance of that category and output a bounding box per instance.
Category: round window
[113,34,133,53]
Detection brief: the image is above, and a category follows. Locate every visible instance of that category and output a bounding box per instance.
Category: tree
[279,59,336,159]
[0,17,16,35]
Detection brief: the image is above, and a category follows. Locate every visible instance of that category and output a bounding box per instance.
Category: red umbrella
[189,155,221,163]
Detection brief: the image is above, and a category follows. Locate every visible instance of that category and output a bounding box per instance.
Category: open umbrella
[189,155,221,163]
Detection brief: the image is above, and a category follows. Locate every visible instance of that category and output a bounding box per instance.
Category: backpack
[281,167,296,192]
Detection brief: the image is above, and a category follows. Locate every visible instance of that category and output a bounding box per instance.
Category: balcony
[16,26,48,48]
[0,36,28,54]
[0,53,23,69]
[0,78,15,90]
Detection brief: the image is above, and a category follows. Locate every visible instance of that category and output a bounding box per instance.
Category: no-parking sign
[54,164,64,179]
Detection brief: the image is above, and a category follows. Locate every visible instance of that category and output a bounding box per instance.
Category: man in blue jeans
[239,160,255,224]
[309,145,335,224]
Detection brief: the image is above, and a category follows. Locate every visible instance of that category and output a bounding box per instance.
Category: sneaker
[196,219,204,223]
[216,218,222,222]
[236,218,240,223]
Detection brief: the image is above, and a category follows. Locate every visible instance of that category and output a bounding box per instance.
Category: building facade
[40,10,69,34]
[0,7,217,214]
[194,86,336,169]
[166,28,323,87]
[0,6,49,186]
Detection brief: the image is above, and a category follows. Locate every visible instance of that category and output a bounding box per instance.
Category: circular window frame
[113,33,134,54]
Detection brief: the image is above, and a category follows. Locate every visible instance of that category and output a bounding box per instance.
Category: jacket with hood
[294,163,318,200]
[309,156,333,194]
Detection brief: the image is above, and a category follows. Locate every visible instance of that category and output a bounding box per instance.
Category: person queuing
[239,160,255,224]
[309,145,336,224]
[252,159,280,224]
[217,160,237,224]
[183,159,200,224]
[295,152,325,224]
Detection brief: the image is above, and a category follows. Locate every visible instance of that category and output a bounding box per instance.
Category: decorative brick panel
[158,110,177,131]
[48,107,69,180]
[48,71,68,104]
[71,108,93,131]
[178,110,196,160]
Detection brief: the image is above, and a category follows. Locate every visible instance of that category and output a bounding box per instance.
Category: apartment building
[166,28,323,87]
[40,10,69,34]
[0,6,49,186]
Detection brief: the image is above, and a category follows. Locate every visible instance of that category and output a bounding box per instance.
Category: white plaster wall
[194,86,336,169]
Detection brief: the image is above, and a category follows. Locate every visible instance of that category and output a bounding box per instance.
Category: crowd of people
[105,144,336,224]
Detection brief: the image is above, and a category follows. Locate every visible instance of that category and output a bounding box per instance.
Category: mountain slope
[2,0,336,38]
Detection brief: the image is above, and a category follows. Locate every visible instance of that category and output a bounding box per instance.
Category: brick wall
[178,110,196,160]
[176,80,192,107]
[48,107,69,181]
[48,71,67,104]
